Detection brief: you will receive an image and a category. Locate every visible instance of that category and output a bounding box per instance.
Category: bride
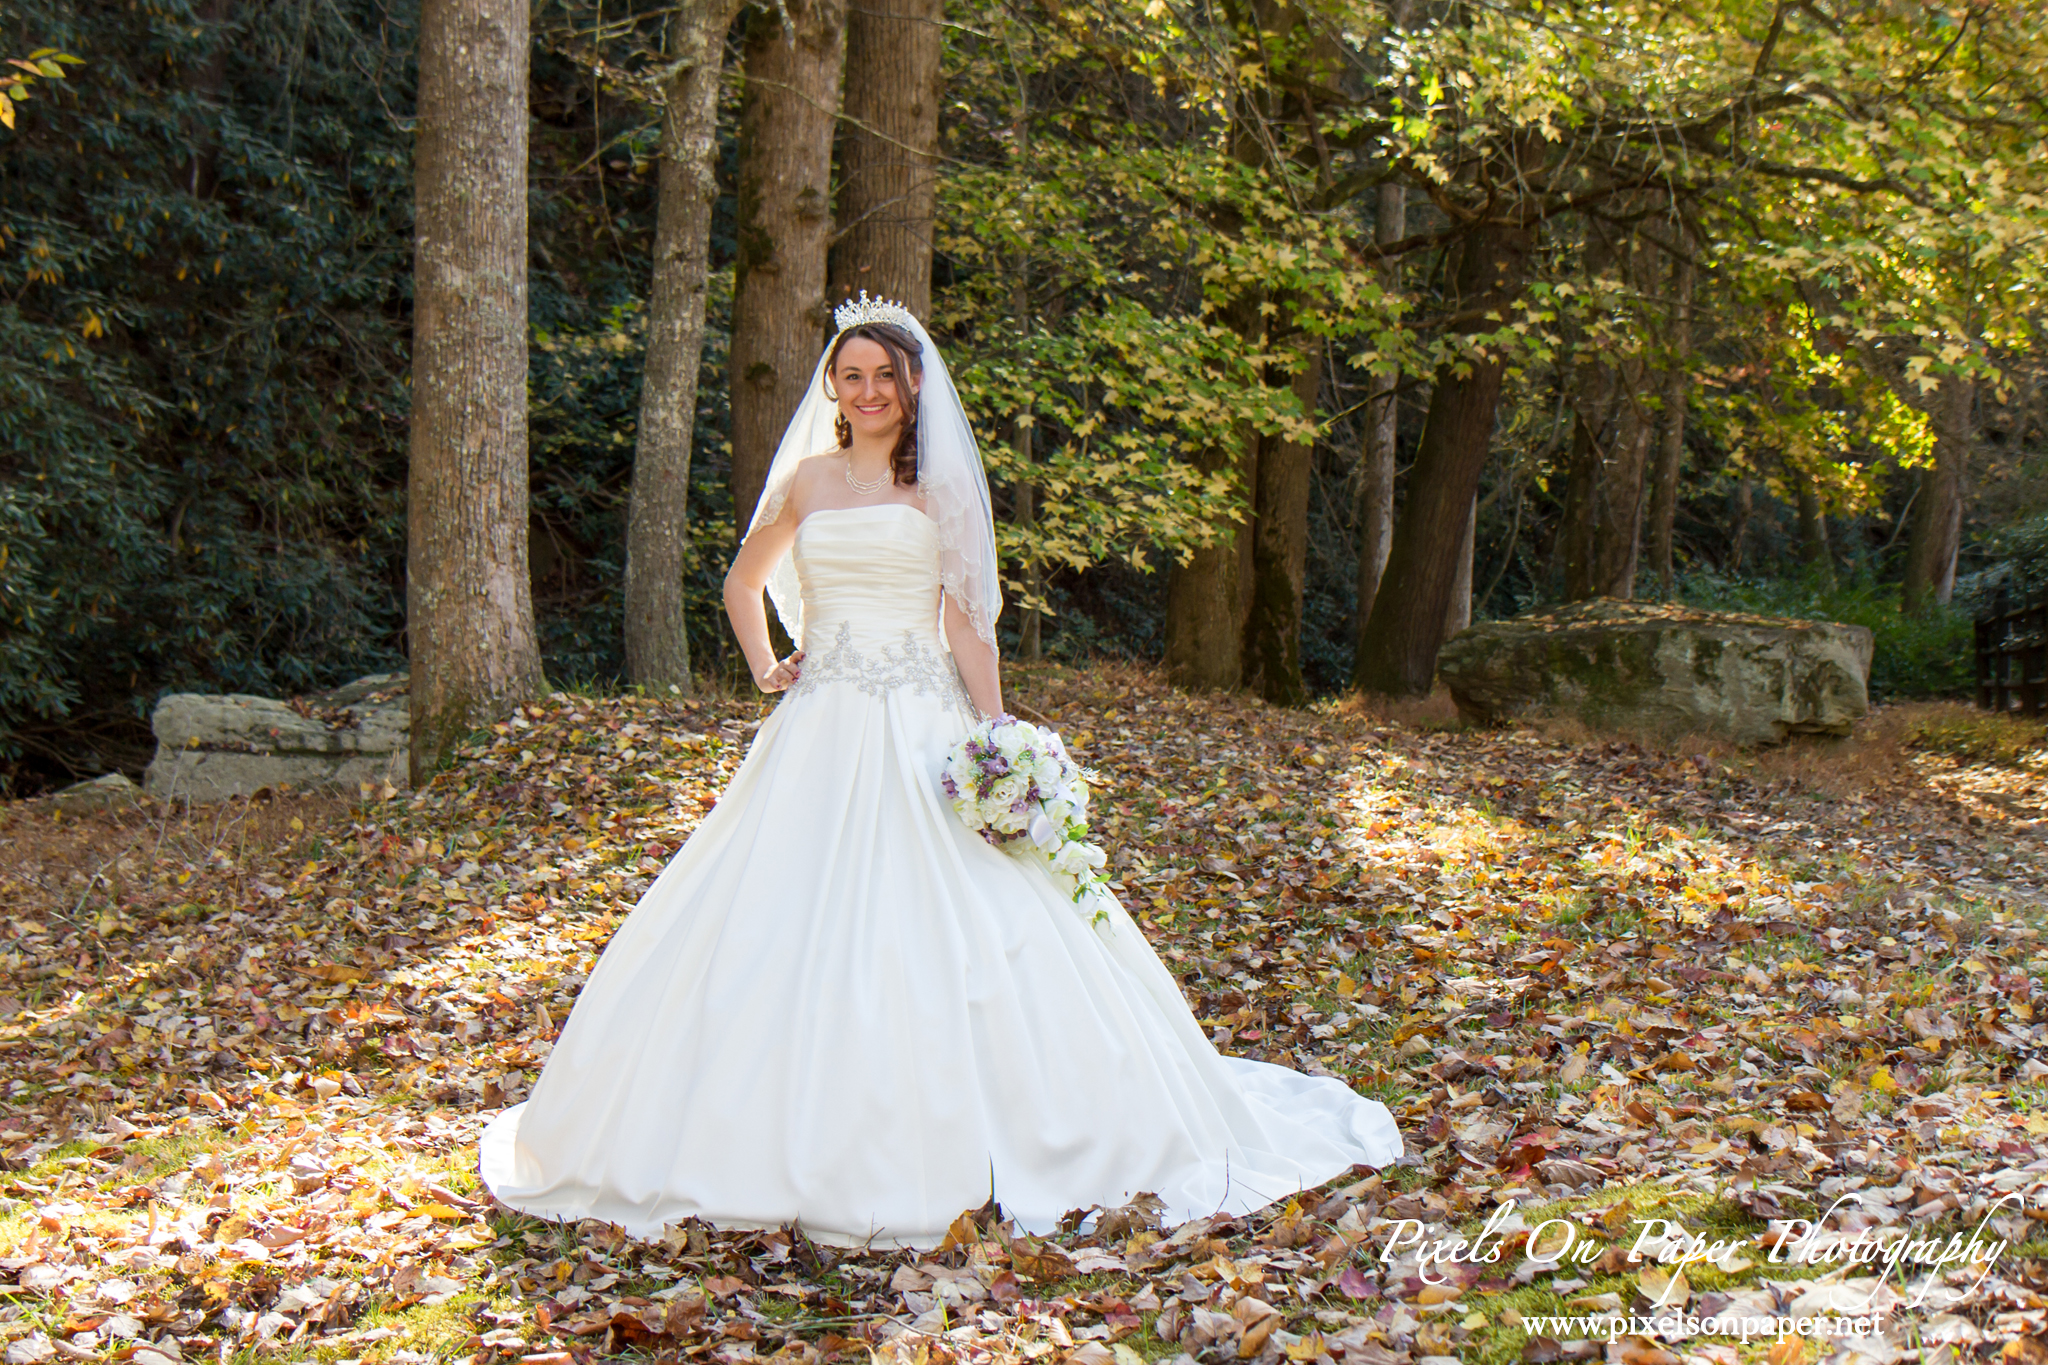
[478,296,1402,1247]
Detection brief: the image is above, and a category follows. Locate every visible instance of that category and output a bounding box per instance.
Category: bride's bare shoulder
[770,452,841,520]
[793,451,844,486]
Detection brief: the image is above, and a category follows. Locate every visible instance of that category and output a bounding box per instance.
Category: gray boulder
[1436,600,1872,745]
[49,771,143,813]
[144,672,409,802]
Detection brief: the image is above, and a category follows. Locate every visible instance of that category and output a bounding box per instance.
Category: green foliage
[1675,569,1973,701]
[0,0,682,788]
[1962,512,2048,610]
[0,0,419,781]
[526,277,740,689]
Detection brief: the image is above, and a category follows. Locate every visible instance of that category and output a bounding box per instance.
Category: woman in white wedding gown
[478,298,1401,1247]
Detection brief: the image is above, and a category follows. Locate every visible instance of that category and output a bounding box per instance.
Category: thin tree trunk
[1355,219,1532,696]
[1903,373,1972,612]
[1165,283,1263,691]
[828,0,940,317]
[407,0,544,785]
[1016,438,1040,660]
[1728,477,1752,573]
[1444,495,1475,637]
[1646,225,1696,595]
[1242,337,1322,706]
[1561,217,1657,601]
[624,1,737,691]
[1794,470,1833,585]
[730,0,846,532]
[1354,178,1405,656]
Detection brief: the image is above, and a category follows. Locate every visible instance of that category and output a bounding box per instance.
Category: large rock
[49,771,143,813]
[1436,600,1872,745]
[144,673,409,802]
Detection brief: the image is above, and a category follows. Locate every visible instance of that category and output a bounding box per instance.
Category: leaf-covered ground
[4,664,2048,1365]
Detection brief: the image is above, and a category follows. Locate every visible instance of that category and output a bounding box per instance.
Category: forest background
[3,0,2047,795]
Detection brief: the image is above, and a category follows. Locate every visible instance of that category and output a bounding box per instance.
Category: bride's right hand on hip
[755,651,805,693]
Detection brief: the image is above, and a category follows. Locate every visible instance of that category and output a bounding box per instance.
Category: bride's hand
[755,650,805,693]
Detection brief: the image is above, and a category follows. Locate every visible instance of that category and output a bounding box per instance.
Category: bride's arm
[942,594,1004,720]
[723,501,803,692]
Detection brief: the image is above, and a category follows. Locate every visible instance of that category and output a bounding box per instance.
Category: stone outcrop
[1436,600,1872,745]
[49,772,143,812]
[144,673,409,802]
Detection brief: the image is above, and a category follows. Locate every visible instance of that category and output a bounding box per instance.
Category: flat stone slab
[144,672,409,802]
[1437,600,1872,746]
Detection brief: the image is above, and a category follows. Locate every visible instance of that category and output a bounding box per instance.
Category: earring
[835,412,852,447]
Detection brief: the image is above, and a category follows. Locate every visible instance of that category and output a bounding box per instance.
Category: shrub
[1675,569,1972,701]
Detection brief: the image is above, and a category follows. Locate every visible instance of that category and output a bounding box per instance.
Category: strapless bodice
[791,504,946,650]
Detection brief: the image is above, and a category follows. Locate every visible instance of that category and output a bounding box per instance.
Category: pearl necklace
[844,455,890,496]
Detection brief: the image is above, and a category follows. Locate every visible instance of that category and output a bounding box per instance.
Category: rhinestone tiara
[833,290,917,333]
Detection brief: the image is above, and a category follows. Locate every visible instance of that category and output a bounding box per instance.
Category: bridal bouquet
[940,716,1113,928]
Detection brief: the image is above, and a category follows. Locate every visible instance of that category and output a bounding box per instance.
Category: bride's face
[833,337,913,440]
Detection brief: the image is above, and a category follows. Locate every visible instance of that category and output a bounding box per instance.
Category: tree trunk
[1645,227,1696,595]
[1164,428,1253,691]
[1242,338,1322,706]
[1444,495,1475,637]
[1165,282,1262,691]
[1015,433,1041,661]
[1794,470,1833,585]
[624,1,737,691]
[729,0,846,532]
[406,0,545,786]
[1902,373,1972,612]
[1352,0,1412,660]
[828,0,940,318]
[1354,177,1405,665]
[1561,218,1657,601]
[1354,219,1531,696]
[1728,477,1752,572]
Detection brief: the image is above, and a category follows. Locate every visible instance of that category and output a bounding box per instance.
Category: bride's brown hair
[823,320,922,488]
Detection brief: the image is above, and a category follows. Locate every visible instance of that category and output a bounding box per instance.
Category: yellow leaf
[0,92,13,129]
[1639,1266,1689,1308]
[414,1202,470,1220]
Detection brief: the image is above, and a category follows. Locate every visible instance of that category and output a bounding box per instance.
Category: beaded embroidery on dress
[478,502,1401,1247]
[784,623,976,716]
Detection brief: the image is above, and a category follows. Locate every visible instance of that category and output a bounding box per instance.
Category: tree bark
[1354,178,1405,661]
[1242,337,1322,706]
[1728,477,1752,572]
[729,0,846,532]
[624,1,738,691]
[1902,373,1972,612]
[1645,227,1696,595]
[1164,423,1253,691]
[1561,218,1657,601]
[407,0,545,785]
[828,0,941,318]
[1352,0,1412,661]
[1443,494,1475,637]
[1793,469,1835,587]
[1355,219,1532,696]
[1165,235,1262,690]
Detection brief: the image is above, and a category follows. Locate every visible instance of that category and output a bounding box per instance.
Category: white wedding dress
[479,503,1402,1246]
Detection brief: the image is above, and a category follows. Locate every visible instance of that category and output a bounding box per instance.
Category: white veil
[743,296,1002,651]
